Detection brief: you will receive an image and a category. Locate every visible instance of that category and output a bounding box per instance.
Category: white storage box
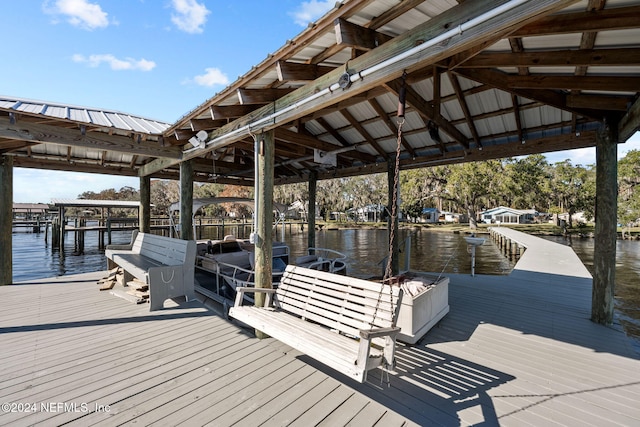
[395,273,450,344]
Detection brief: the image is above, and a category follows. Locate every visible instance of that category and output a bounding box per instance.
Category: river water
[9,225,639,340]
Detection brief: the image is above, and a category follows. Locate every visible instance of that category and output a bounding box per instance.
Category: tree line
[77,151,640,229]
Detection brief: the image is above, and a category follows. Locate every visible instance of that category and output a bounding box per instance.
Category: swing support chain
[369,73,407,386]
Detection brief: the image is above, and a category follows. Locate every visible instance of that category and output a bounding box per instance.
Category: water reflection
[285,228,515,278]
[12,226,638,341]
[543,235,640,340]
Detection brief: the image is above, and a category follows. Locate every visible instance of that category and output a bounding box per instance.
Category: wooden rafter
[367,97,416,158]
[275,128,376,164]
[209,105,258,120]
[457,48,640,69]
[385,79,469,150]
[447,71,482,148]
[276,61,334,82]
[237,88,296,105]
[340,109,388,159]
[334,18,392,51]
[0,116,179,159]
[452,68,598,119]
[314,117,352,148]
[512,5,640,37]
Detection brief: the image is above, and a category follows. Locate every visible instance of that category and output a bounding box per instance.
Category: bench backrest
[276,265,402,338]
[133,233,195,266]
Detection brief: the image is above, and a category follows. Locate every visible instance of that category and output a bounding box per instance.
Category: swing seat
[229,265,403,383]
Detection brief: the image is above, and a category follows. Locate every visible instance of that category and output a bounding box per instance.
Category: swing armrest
[234,287,277,308]
[359,326,401,340]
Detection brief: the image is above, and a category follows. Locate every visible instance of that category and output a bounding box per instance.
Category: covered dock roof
[0,0,638,185]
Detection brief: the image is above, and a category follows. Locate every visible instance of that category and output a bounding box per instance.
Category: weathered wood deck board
[0,317,224,396]
[0,272,417,427]
[2,229,640,426]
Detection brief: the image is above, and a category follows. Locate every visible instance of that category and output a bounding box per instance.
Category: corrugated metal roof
[50,199,142,208]
[0,95,170,134]
[3,0,639,185]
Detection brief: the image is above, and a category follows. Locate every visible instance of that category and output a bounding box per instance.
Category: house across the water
[480,206,538,224]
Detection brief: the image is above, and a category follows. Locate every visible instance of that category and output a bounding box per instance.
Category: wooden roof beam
[512,94,524,143]
[512,5,640,37]
[334,18,392,51]
[0,116,181,159]
[456,48,640,68]
[341,109,388,160]
[500,75,640,92]
[275,127,376,164]
[368,0,426,30]
[453,68,599,120]
[314,117,351,148]
[448,71,482,148]
[368,98,416,158]
[143,0,579,176]
[210,105,257,120]
[619,96,640,142]
[567,94,632,112]
[0,139,36,154]
[276,61,335,82]
[385,79,470,150]
[190,118,228,131]
[237,88,296,105]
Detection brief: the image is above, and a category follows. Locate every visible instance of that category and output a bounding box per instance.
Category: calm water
[542,235,640,339]
[10,225,640,339]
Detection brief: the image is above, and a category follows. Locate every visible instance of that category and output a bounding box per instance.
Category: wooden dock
[1,230,640,426]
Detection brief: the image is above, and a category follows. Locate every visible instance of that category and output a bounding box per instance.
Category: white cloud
[170,0,210,34]
[72,54,156,71]
[289,0,334,27]
[44,0,110,30]
[190,67,230,87]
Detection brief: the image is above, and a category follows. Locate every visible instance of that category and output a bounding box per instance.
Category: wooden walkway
[2,230,640,426]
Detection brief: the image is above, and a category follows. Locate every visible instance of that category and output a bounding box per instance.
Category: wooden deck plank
[0,318,226,397]
[2,229,640,427]
[229,371,330,427]
[200,364,322,426]
[257,376,342,426]
[135,348,300,425]
[4,323,248,425]
[88,342,282,426]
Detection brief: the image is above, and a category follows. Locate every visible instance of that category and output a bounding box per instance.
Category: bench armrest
[106,230,139,251]
[359,326,401,340]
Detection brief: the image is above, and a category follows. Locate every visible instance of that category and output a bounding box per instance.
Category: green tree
[443,160,503,229]
[503,155,552,210]
[618,149,640,237]
[550,160,595,227]
[150,180,179,215]
[400,166,449,222]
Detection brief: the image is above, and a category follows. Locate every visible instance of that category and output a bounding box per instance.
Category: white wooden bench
[229,265,403,383]
[106,232,196,311]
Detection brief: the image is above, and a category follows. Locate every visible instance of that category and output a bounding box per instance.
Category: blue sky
[3,0,639,203]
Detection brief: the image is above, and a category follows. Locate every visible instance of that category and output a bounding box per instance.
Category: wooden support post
[106,208,111,245]
[0,155,13,285]
[59,207,65,251]
[592,119,618,325]
[180,160,194,241]
[255,130,275,320]
[139,175,151,233]
[308,170,317,249]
